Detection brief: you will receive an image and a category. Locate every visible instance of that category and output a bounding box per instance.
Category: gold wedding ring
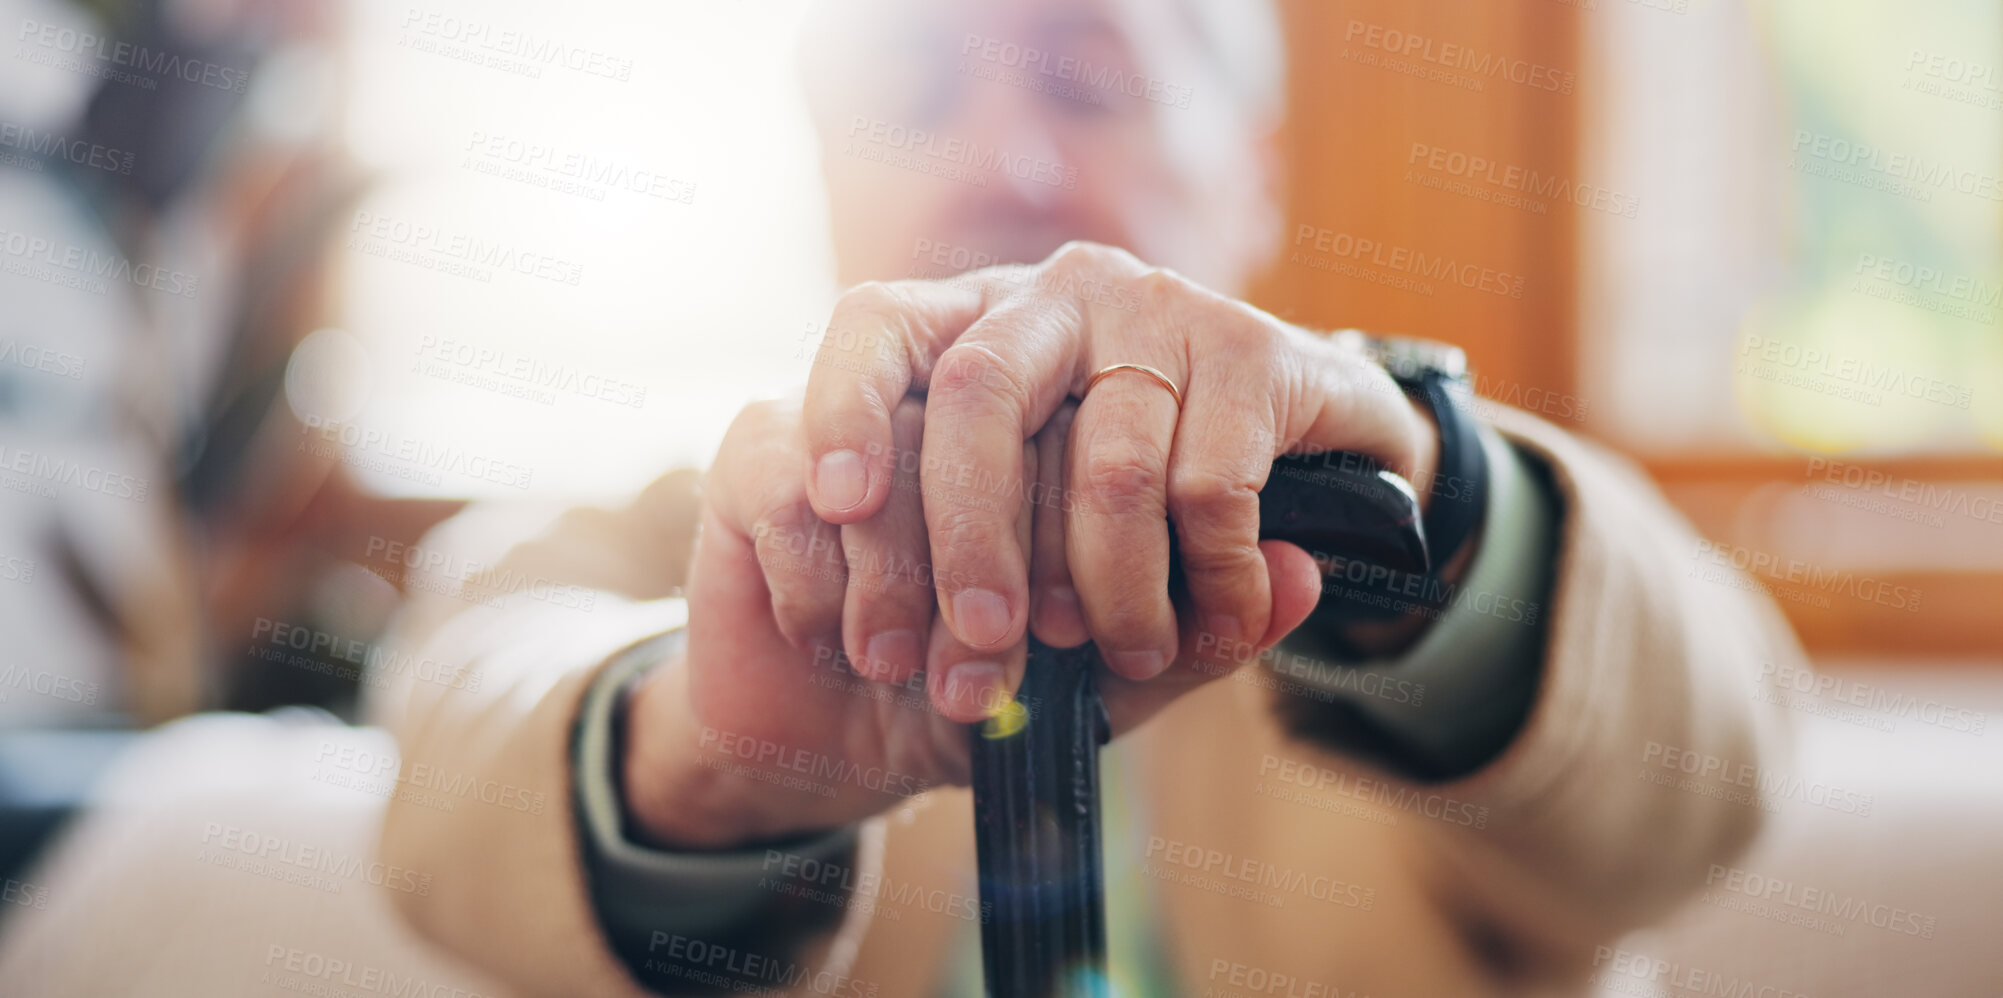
[1084,363,1183,408]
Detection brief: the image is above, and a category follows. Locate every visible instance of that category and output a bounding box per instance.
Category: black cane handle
[970,452,1429,998]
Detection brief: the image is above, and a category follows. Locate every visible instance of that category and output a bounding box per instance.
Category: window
[1261,0,2002,658]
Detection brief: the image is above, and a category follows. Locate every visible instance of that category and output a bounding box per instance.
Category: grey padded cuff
[1272,425,1561,777]
[572,627,861,942]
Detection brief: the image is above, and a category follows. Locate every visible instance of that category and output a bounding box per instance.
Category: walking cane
[969,453,1432,997]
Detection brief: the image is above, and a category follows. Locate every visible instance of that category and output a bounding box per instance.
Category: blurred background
[0,0,1997,907]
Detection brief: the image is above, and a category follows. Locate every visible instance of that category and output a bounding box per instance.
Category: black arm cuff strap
[1412,369,1489,571]
[1311,368,1490,627]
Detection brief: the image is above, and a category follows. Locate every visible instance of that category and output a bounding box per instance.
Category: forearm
[1268,407,1798,961]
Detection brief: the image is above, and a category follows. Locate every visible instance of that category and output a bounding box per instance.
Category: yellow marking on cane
[980,696,1030,739]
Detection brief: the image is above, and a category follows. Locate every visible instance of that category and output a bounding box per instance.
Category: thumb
[1257,539,1321,647]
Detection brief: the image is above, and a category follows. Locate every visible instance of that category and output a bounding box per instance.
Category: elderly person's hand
[628,387,1322,849]
[800,242,1439,724]
[624,244,1439,851]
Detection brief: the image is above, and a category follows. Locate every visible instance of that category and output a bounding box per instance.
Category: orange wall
[1251,0,1583,405]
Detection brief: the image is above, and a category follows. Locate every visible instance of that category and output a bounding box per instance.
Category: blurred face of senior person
[799,0,1288,296]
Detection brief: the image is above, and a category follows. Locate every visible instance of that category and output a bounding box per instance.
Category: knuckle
[1138,265,1221,317]
[1081,446,1165,517]
[756,498,817,538]
[823,282,912,372]
[766,582,816,622]
[1167,467,1259,531]
[753,507,838,570]
[929,508,1009,586]
[768,553,844,612]
[736,397,786,425]
[1046,240,1110,276]
[1087,590,1167,644]
[1135,266,1189,308]
[725,398,787,445]
[845,541,928,598]
[1047,242,1151,304]
[1218,310,1283,357]
[770,596,837,649]
[1174,525,1258,581]
[932,342,1027,409]
[833,279,907,321]
[1045,240,1146,283]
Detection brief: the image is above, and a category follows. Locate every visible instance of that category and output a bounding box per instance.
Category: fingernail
[1110,650,1167,681]
[863,630,920,681]
[1038,586,1086,640]
[951,588,1013,647]
[943,661,1006,720]
[815,449,868,511]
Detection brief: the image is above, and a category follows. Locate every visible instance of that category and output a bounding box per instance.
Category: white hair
[1171,0,1287,124]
